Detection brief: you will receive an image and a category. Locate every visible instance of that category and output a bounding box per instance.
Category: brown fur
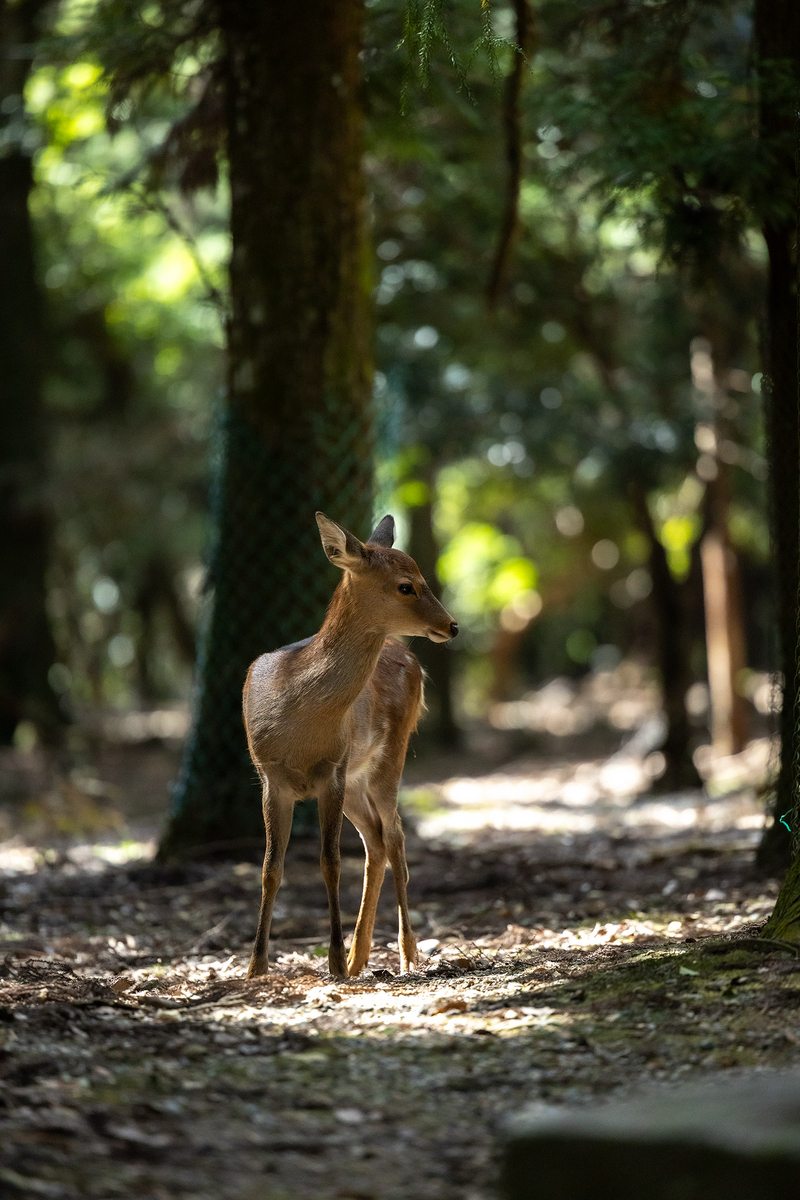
[242,513,456,979]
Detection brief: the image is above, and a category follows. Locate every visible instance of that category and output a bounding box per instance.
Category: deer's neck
[310,582,387,710]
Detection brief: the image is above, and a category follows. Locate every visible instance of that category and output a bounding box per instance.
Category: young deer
[242,511,458,980]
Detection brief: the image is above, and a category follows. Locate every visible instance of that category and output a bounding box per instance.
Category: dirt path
[1,742,798,1199]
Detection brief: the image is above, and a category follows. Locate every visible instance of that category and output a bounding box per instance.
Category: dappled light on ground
[0,734,796,1199]
[405,672,771,850]
[410,756,767,842]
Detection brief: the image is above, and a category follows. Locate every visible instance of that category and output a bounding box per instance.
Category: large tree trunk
[762,853,800,941]
[0,0,61,746]
[754,0,800,870]
[161,0,373,859]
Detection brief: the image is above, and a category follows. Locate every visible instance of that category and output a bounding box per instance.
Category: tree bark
[754,0,800,869]
[0,0,61,746]
[762,853,800,941]
[161,0,373,858]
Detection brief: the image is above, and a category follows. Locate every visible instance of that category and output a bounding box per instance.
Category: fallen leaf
[430,997,468,1015]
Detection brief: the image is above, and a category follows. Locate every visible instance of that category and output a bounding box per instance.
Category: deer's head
[316,512,458,643]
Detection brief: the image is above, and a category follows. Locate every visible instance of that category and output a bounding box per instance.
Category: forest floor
[0,702,798,1200]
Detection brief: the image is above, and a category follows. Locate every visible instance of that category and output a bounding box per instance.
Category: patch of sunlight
[0,841,40,873]
[65,104,105,140]
[598,756,646,796]
[630,249,657,275]
[622,804,698,831]
[99,708,191,742]
[64,62,103,90]
[443,776,563,807]
[93,196,131,233]
[185,302,226,344]
[418,807,599,840]
[26,70,57,113]
[68,840,156,867]
[438,522,532,620]
[400,786,444,815]
[695,737,774,795]
[601,218,639,249]
[415,757,765,847]
[531,918,672,950]
[136,242,198,302]
[196,230,231,265]
[489,557,538,607]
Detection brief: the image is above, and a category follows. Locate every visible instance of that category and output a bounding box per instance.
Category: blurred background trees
[6,0,789,862]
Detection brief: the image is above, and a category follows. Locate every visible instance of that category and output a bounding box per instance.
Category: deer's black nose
[450,622,459,638]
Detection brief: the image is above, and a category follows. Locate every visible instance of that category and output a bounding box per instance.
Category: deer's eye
[398,583,415,596]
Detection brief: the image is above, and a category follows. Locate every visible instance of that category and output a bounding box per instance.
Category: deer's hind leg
[344,786,387,977]
[247,774,295,979]
[383,807,417,973]
[318,761,349,980]
[368,767,417,974]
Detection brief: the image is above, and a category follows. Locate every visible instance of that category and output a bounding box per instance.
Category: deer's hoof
[246,958,269,979]
[328,951,348,980]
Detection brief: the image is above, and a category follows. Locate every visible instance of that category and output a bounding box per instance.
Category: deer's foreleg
[247,778,294,979]
[318,764,348,980]
[344,790,387,977]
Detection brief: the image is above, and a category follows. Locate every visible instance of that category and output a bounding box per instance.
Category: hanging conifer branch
[400,0,472,111]
[399,0,512,112]
[486,0,534,312]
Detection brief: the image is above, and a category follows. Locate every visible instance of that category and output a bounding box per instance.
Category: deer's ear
[367,514,395,548]
[315,512,366,569]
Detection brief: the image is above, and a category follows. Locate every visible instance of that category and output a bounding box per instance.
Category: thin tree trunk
[134,557,195,704]
[691,339,750,758]
[407,484,459,747]
[754,0,800,869]
[700,471,749,757]
[161,0,373,859]
[631,481,701,790]
[0,0,61,746]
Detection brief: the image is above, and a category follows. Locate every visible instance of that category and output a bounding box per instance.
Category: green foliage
[399,0,513,109]
[26,24,226,708]
[365,0,768,691]
[19,0,773,723]
[438,520,538,629]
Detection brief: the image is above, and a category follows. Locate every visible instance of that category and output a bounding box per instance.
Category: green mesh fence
[161,397,373,858]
